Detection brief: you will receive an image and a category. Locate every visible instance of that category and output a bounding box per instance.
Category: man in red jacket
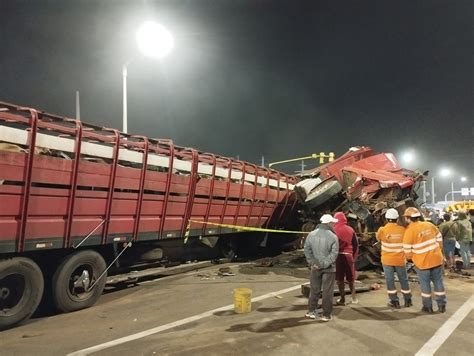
[333,212,359,305]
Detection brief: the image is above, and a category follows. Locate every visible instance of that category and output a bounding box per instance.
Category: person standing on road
[304,214,339,322]
[438,213,460,271]
[469,209,474,232]
[456,211,472,269]
[403,207,446,313]
[469,209,474,256]
[333,212,359,305]
[376,208,412,308]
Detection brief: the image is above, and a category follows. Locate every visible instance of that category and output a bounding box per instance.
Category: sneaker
[305,311,317,319]
[438,305,446,313]
[320,315,333,322]
[350,297,359,304]
[336,298,345,306]
[388,300,401,309]
[404,299,413,308]
[421,306,434,314]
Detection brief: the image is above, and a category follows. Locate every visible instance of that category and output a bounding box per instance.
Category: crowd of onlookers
[427,208,474,271]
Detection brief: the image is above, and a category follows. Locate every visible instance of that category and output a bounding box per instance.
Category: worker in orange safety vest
[402,207,446,313]
[376,208,412,309]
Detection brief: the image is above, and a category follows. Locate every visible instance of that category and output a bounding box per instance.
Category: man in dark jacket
[304,214,339,322]
[457,211,472,269]
[469,209,474,255]
[333,212,359,305]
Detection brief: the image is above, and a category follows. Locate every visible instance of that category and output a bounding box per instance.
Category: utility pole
[261,156,265,167]
[75,91,81,120]
[300,160,306,174]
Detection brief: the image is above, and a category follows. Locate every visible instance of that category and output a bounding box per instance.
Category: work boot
[438,305,446,313]
[421,306,434,314]
[320,315,333,322]
[404,299,413,308]
[388,300,401,309]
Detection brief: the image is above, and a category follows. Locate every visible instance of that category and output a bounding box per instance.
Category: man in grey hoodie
[304,214,339,321]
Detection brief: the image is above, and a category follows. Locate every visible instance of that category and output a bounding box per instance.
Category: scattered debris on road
[218,267,236,276]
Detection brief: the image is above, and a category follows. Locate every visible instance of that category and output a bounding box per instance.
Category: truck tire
[219,238,238,261]
[52,250,107,313]
[0,258,44,330]
[305,179,343,208]
[298,221,317,248]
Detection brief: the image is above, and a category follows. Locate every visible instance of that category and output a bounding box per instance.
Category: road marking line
[67,284,302,356]
[415,294,474,356]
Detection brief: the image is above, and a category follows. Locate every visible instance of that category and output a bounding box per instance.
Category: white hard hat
[320,214,338,224]
[385,208,399,220]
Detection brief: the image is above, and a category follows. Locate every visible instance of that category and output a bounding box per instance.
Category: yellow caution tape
[188,220,304,234]
[187,219,379,237]
[183,220,191,244]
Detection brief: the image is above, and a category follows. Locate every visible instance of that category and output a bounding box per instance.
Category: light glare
[401,151,414,164]
[136,21,174,59]
[440,168,451,177]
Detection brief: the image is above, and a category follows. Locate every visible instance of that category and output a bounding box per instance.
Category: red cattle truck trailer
[0,101,297,329]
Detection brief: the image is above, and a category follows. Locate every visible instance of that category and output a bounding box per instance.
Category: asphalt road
[1,259,473,356]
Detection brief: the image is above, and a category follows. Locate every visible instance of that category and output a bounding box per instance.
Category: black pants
[308,268,335,317]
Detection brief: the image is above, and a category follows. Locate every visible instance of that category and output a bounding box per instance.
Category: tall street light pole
[444,182,456,202]
[122,21,174,134]
[445,177,468,201]
[431,177,436,205]
[123,65,128,133]
[431,168,452,204]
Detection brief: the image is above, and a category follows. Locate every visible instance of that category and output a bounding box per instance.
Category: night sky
[0,0,472,200]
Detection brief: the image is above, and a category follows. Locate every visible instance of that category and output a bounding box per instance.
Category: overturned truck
[294,146,424,268]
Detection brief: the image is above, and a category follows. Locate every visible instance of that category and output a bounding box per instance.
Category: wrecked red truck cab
[296,146,422,214]
[293,146,423,268]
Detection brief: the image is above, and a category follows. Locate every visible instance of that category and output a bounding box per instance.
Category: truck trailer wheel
[305,179,343,208]
[52,250,107,313]
[0,258,44,330]
[219,238,238,261]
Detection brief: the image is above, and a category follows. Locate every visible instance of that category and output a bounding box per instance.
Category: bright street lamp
[123,21,174,133]
[401,151,415,165]
[440,168,451,177]
[136,21,174,59]
[461,176,467,182]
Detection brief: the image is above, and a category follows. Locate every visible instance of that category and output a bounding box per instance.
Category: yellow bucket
[234,288,252,314]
